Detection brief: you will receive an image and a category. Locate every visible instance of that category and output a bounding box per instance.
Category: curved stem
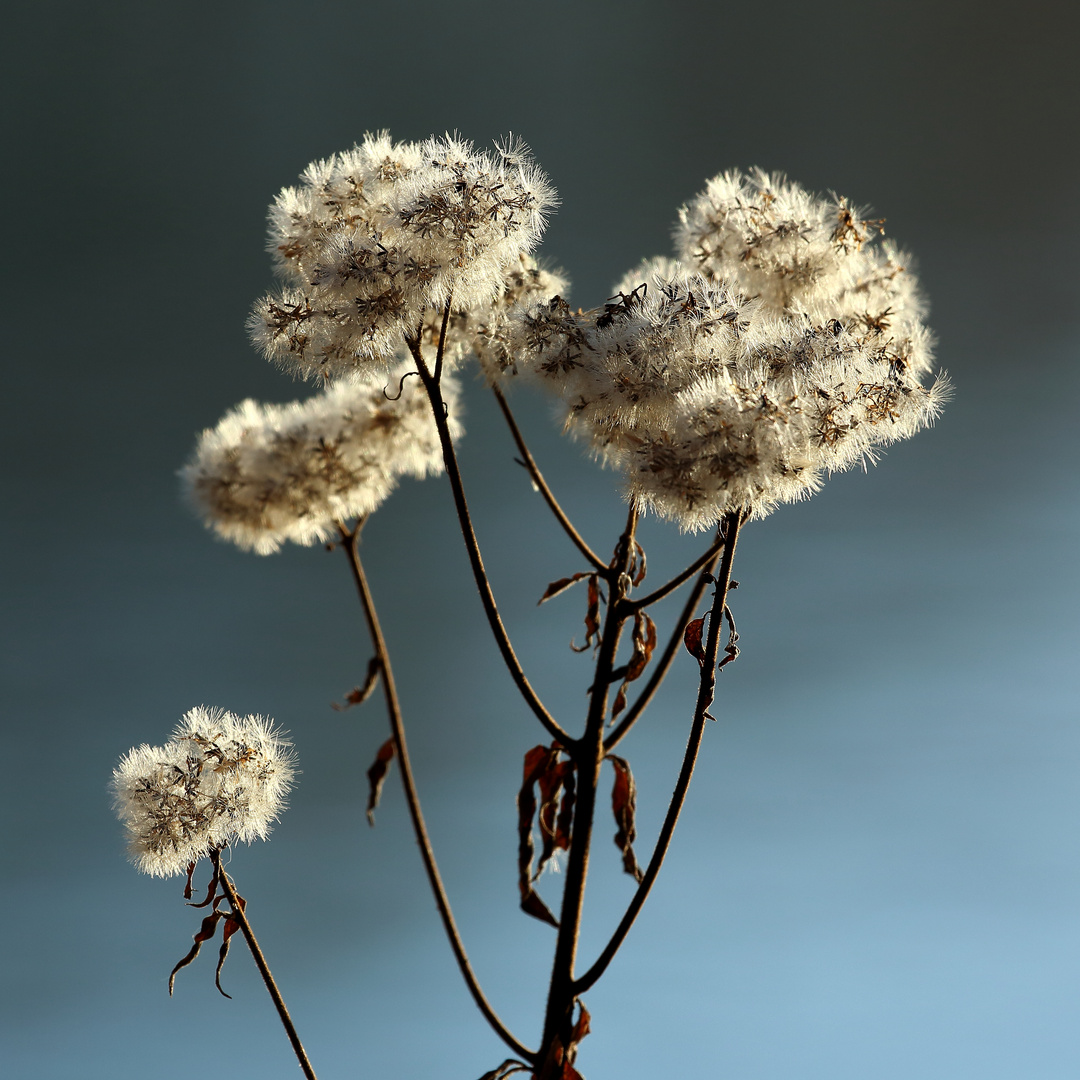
[628,535,725,611]
[408,339,572,749]
[575,510,744,995]
[604,545,723,754]
[338,523,534,1062]
[210,849,318,1080]
[490,383,606,572]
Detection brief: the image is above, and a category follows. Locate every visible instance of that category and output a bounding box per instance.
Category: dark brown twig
[627,535,726,611]
[536,508,638,1077]
[337,522,534,1062]
[407,338,572,749]
[575,509,744,995]
[490,383,606,571]
[604,545,724,753]
[209,849,319,1080]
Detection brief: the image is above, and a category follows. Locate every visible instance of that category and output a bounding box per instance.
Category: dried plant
[113,131,946,1080]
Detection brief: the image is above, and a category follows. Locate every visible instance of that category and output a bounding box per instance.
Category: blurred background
[3,1,1078,1077]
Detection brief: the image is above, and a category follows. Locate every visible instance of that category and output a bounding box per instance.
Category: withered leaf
[365,736,397,826]
[606,754,644,883]
[332,656,381,711]
[570,999,592,1048]
[214,895,245,999]
[517,744,562,927]
[538,571,592,605]
[630,539,648,586]
[683,616,706,666]
[571,574,602,653]
[610,611,657,722]
[717,603,740,671]
[168,910,224,995]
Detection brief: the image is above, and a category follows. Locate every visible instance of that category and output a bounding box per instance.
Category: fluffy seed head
[252,132,557,380]
[112,707,296,877]
[181,361,462,554]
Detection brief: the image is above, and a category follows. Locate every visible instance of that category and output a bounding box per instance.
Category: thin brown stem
[490,383,606,572]
[209,849,319,1080]
[628,535,726,611]
[338,523,534,1062]
[575,510,744,995]
[408,338,572,748]
[536,508,638,1078]
[604,545,724,754]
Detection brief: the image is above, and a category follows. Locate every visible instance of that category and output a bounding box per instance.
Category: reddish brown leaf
[606,754,644,882]
[570,999,592,1047]
[168,911,223,995]
[630,539,648,586]
[683,616,706,666]
[517,744,562,927]
[554,767,576,853]
[183,861,197,901]
[332,657,381,711]
[538,572,592,605]
[536,760,575,879]
[609,611,657,722]
[365,737,397,826]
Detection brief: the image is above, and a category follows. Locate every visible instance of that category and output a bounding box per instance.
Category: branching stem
[575,509,744,995]
[628,535,726,611]
[407,335,572,748]
[209,849,319,1080]
[338,522,534,1062]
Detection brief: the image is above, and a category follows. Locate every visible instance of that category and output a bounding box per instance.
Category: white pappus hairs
[112,707,296,878]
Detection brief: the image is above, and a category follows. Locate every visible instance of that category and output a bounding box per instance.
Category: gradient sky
[3,2,1079,1078]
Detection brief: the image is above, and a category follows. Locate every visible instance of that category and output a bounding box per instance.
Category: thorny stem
[490,382,606,572]
[604,544,724,754]
[338,522,534,1063]
[628,534,726,611]
[575,510,744,995]
[537,507,638,1077]
[209,849,319,1080]
[407,335,573,749]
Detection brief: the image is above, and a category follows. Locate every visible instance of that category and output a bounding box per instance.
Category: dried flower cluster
[181,363,460,554]
[250,132,556,380]
[112,707,295,877]
[507,170,947,529]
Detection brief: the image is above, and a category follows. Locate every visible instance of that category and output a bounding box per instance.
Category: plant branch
[407,338,572,749]
[575,510,744,995]
[338,522,534,1062]
[209,849,319,1080]
[628,535,726,611]
[537,508,638,1076]
[604,544,724,754]
[490,382,606,572]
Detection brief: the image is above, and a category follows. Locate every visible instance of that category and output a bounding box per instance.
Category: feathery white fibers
[509,223,946,530]
[112,707,296,877]
[181,361,462,554]
[252,132,557,380]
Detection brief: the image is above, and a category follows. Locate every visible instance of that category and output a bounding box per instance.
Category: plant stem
[490,383,606,571]
[628,535,726,611]
[408,338,572,748]
[338,523,534,1062]
[536,508,638,1076]
[209,849,318,1080]
[575,510,744,994]
[604,545,723,753]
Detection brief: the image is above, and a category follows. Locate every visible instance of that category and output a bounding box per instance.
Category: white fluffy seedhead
[508,250,946,530]
[112,707,296,877]
[675,168,887,315]
[181,361,462,553]
[253,132,557,380]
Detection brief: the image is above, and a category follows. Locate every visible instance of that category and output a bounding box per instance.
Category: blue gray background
[3,1,1079,1077]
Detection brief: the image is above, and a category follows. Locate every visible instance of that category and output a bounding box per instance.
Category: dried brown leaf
[606,754,644,882]
[168,911,223,995]
[476,1059,531,1080]
[517,744,561,927]
[539,572,592,605]
[332,657,381,711]
[365,736,397,826]
[683,616,706,666]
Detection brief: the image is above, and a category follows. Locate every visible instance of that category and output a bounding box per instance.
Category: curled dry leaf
[517,744,562,927]
[476,1059,531,1080]
[332,657,381,711]
[606,755,644,882]
[610,610,658,721]
[571,575,602,653]
[538,572,593,605]
[365,736,397,826]
[683,616,706,666]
